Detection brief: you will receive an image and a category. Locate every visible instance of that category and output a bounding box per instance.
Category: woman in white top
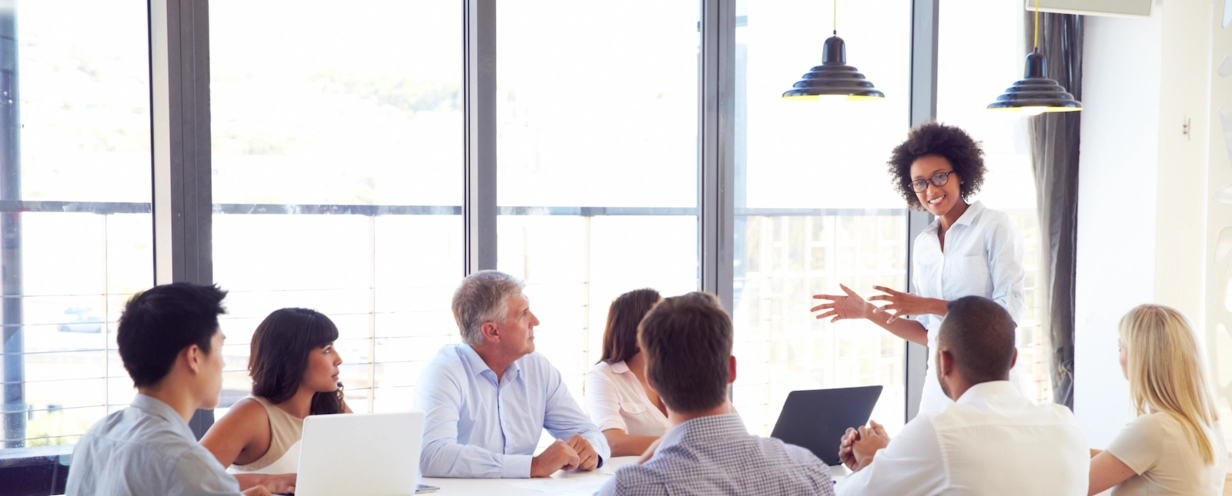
[1088,304,1227,495]
[200,308,352,494]
[585,288,672,456]
[811,122,1025,416]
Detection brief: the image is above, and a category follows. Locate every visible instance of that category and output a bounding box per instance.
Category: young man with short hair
[597,294,835,495]
[66,283,271,496]
[836,296,1087,495]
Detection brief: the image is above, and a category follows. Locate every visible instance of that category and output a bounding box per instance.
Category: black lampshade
[987,50,1082,114]
[782,35,884,101]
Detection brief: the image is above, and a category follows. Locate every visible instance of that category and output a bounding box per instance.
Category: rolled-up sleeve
[585,368,628,433]
[414,359,532,478]
[544,364,611,464]
[985,214,1026,324]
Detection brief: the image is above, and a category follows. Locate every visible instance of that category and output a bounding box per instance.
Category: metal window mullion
[699,0,736,311]
[905,0,940,423]
[150,0,214,438]
[463,0,497,275]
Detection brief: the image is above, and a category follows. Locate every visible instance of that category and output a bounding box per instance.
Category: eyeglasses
[910,171,956,193]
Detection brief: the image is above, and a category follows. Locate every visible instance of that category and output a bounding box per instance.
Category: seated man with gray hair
[415,270,610,478]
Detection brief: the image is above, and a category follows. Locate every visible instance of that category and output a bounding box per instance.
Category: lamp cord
[832,0,842,34]
[1033,0,1039,50]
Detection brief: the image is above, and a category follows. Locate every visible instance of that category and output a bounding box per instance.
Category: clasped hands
[811,284,934,324]
[838,419,890,472]
[530,434,601,478]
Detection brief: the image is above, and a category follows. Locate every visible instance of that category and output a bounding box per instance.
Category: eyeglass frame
[910,170,956,193]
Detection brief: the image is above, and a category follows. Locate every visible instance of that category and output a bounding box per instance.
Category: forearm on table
[232,473,272,491]
[603,429,658,457]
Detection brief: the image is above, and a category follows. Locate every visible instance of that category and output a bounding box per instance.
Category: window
[732,0,914,435]
[209,0,463,415]
[937,0,1053,404]
[495,0,702,397]
[1,0,153,449]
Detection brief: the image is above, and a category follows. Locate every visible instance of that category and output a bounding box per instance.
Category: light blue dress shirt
[65,394,242,496]
[414,343,610,478]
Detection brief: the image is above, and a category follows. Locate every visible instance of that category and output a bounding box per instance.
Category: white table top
[418,458,849,495]
[418,456,639,495]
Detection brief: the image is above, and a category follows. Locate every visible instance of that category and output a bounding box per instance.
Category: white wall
[1075,0,1214,448]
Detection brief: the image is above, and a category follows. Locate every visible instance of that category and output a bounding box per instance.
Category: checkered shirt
[595,413,836,496]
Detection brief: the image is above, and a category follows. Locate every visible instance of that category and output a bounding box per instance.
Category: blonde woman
[1088,304,1227,495]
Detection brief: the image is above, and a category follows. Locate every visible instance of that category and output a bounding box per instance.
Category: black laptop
[769,386,883,466]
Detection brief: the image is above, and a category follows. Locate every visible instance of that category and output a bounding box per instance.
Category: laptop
[292,411,426,496]
[769,386,883,466]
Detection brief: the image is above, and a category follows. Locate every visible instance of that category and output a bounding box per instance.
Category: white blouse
[911,201,1027,416]
[585,360,671,437]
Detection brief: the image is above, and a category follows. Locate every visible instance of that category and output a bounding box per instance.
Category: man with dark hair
[67,283,271,496]
[597,294,835,496]
[836,296,1087,495]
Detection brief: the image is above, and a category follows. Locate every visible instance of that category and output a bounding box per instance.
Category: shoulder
[974,205,1019,236]
[1121,412,1174,440]
[206,398,270,439]
[422,344,469,376]
[519,351,563,376]
[587,362,617,382]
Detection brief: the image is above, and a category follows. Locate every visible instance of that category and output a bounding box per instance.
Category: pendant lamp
[986,0,1081,114]
[782,0,884,101]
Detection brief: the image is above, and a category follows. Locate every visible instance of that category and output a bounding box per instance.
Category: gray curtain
[1025,12,1082,409]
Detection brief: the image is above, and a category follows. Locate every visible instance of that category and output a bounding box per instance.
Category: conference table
[418,457,849,495]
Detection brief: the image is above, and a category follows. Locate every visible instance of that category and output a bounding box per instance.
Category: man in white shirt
[837,295,1088,496]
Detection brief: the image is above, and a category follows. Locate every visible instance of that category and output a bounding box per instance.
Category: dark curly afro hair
[887,122,986,210]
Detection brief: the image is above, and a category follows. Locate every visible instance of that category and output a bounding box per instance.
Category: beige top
[1107,413,1228,496]
[585,361,670,437]
[228,396,304,475]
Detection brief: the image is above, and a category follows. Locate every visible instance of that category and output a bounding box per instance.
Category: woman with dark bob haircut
[584,288,671,457]
[201,308,351,493]
[811,122,1026,416]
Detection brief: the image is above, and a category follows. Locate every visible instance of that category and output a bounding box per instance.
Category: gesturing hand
[811,284,873,323]
[566,434,600,471]
[867,286,936,323]
[531,440,580,478]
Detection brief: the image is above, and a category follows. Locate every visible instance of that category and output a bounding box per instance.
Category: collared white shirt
[596,413,835,496]
[66,394,243,496]
[414,344,610,479]
[911,201,1026,415]
[836,381,1088,496]
[585,360,671,437]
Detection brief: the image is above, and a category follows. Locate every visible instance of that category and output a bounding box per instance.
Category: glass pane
[210,0,464,416]
[937,0,1052,404]
[734,0,913,435]
[496,0,702,397]
[210,0,462,206]
[496,0,699,208]
[2,0,153,448]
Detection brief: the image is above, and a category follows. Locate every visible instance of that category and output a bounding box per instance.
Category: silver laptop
[294,411,426,496]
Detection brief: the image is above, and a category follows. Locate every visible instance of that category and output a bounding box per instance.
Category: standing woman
[200,308,351,494]
[585,288,672,457]
[811,122,1025,416]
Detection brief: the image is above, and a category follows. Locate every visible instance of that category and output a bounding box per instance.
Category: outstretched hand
[811,284,873,323]
[867,286,937,323]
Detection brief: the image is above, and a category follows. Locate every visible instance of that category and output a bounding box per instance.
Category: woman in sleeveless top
[201,308,351,494]
[810,122,1026,416]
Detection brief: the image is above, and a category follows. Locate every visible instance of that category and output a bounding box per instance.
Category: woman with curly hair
[200,308,352,494]
[811,122,1025,415]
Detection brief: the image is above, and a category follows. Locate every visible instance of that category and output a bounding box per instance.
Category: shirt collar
[459,343,522,382]
[609,360,630,374]
[922,200,985,233]
[130,393,196,440]
[954,380,1023,406]
[658,413,747,451]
